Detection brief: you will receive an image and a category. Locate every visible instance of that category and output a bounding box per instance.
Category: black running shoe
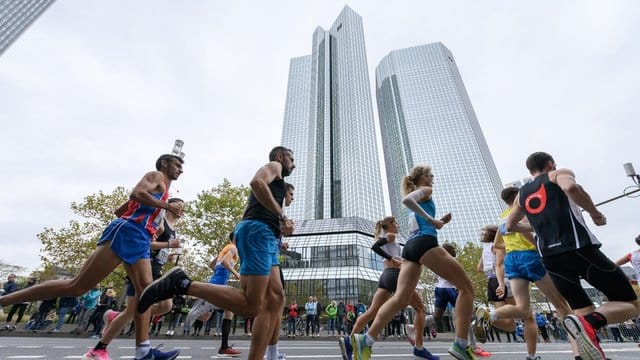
[137,267,191,314]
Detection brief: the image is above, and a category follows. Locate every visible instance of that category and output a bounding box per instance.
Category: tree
[177,179,250,281]
[37,187,130,288]
[0,260,26,279]
[455,242,488,305]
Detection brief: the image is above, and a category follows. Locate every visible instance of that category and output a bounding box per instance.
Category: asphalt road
[0,337,639,359]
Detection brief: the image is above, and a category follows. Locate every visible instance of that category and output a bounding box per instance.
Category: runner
[0,142,185,360]
[346,216,436,360]
[136,146,295,360]
[184,232,241,357]
[505,151,640,360]
[338,165,476,360]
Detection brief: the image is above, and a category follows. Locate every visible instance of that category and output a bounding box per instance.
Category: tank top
[481,242,496,278]
[436,275,455,289]
[518,173,600,256]
[152,218,175,266]
[242,178,286,237]
[120,182,169,236]
[407,197,437,239]
[380,235,403,259]
[210,244,239,284]
[499,208,537,252]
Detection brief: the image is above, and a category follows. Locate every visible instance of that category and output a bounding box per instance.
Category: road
[0,337,639,359]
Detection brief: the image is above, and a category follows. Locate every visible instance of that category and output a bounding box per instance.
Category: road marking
[7,357,47,359]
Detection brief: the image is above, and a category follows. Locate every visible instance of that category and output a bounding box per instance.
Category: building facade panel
[0,0,55,56]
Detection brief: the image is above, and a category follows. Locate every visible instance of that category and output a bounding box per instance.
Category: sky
[1,1,639,274]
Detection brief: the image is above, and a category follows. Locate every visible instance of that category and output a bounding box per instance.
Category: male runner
[0,145,185,360]
[505,151,640,360]
[615,234,640,281]
[137,146,295,360]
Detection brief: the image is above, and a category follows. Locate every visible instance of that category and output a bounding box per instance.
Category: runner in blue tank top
[340,165,476,360]
[0,142,185,360]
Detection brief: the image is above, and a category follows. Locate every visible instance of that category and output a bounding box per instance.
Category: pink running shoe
[473,345,492,357]
[100,310,119,337]
[82,348,111,360]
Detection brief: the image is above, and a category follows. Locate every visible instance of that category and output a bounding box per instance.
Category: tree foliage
[0,260,26,279]
[178,179,250,281]
[455,241,488,305]
[36,187,130,286]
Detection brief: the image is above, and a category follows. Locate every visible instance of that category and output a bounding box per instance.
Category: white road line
[6,357,47,359]
[16,346,43,348]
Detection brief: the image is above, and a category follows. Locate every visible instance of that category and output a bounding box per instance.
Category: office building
[0,0,55,56]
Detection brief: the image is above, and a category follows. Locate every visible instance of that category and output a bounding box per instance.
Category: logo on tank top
[525,184,547,215]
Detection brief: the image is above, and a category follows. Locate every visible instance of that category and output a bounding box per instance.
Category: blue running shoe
[338,335,353,360]
[136,346,180,360]
[414,346,439,360]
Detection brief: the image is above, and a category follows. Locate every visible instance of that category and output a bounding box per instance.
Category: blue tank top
[407,199,437,239]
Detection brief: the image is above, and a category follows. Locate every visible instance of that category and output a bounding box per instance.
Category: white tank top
[481,243,496,278]
[436,275,455,289]
[630,250,640,279]
[381,234,403,259]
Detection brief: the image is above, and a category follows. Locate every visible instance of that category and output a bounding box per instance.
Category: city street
[0,337,639,359]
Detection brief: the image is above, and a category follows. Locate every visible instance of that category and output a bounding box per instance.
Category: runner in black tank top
[506,152,639,360]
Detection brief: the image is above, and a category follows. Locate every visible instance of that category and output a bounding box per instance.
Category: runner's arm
[250,161,285,217]
[615,253,631,266]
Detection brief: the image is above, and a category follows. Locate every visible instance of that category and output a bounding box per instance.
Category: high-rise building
[280,6,386,304]
[0,0,55,56]
[376,43,505,244]
[282,5,385,223]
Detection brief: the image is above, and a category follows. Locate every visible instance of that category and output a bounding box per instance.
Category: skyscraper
[0,0,55,56]
[376,43,505,244]
[280,6,386,304]
[282,5,385,223]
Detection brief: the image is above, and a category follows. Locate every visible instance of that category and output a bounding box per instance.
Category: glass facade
[281,5,385,223]
[376,43,505,244]
[281,217,390,304]
[0,0,55,56]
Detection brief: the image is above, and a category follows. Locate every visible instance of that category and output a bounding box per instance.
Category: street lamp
[623,162,640,186]
[592,162,640,207]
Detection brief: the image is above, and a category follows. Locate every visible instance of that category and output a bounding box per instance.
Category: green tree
[455,242,488,305]
[0,260,26,279]
[36,187,130,288]
[178,179,250,281]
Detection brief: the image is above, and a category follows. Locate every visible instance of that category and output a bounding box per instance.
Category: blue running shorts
[504,250,547,282]
[434,287,458,309]
[234,220,279,276]
[98,218,151,266]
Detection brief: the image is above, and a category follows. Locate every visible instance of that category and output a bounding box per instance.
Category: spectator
[71,287,100,334]
[345,300,356,334]
[52,295,78,332]
[88,288,116,338]
[326,300,337,336]
[313,296,322,336]
[26,297,57,331]
[336,300,346,335]
[2,275,35,331]
[166,294,185,336]
[535,312,550,343]
[287,298,298,338]
[305,296,317,337]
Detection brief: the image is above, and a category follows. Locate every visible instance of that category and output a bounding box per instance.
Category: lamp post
[591,162,640,208]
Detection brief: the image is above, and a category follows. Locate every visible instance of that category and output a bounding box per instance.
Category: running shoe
[82,348,111,360]
[218,346,241,357]
[338,335,353,360]
[263,351,287,360]
[473,345,491,357]
[136,346,180,360]
[351,334,372,360]
[474,307,491,343]
[137,267,191,314]
[406,324,416,346]
[525,356,542,360]
[413,346,439,360]
[563,315,605,360]
[448,341,476,360]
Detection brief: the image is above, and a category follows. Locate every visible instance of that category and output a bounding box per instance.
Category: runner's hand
[590,212,606,226]
[496,284,505,298]
[390,257,402,267]
[440,213,452,224]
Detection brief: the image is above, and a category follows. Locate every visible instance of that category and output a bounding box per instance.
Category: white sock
[455,337,469,349]
[266,344,278,360]
[489,310,498,323]
[364,333,375,346]
[134,341,150,359]
[527,354,536,359]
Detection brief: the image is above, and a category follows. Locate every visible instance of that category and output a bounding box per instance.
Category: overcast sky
[1,1,639,274]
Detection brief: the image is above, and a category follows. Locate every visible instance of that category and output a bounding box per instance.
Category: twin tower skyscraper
[281,6,504,244]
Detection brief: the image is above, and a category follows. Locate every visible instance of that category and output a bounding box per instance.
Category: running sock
[489,310,498,323]
[415,346,424,351]
[134,341,150,359]
[364,333,375,346]
[94,341,108,351]
[221,318,231,349]
[266,344,278,360]
[528,354,536,359]
[455,337,469,349]
[584,312,607,330]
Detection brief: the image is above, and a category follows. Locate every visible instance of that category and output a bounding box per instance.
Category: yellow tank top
[499,208,537,252]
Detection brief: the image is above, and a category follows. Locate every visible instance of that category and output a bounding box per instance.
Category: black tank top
[242,178,286,237]
[151,218,175,266]
[518,173,600,257]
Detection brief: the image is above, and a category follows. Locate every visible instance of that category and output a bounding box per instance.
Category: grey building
[0,0,55,56]
[280,6,386,305]
[376,43,505,244]
[282,5,385,223]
